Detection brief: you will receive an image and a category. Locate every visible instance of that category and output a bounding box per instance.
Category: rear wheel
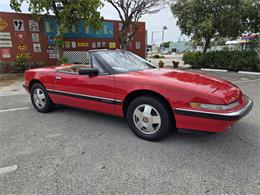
[126,96,173,141]
[30,83,55,113]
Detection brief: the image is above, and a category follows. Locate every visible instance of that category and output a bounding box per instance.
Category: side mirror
[78,68,99,76]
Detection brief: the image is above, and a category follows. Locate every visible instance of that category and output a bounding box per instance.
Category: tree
[241,0,260,34]
[108,0,165,50]
[171,0,259,53]
[10,0,103,61]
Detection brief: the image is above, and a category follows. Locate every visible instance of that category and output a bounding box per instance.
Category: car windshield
[94,50,156,73]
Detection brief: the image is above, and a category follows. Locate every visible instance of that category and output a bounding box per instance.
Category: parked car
[23,50,253,141]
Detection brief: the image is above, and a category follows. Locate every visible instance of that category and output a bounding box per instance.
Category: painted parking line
[0,165,18,175]
[0,93,27,97]
[201,68,228,72]
[45,133,63,138]
[0,107,30,113]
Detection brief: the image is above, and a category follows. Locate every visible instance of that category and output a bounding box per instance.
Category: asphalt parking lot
[0,71,259,194]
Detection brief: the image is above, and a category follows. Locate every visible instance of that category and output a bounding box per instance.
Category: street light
[151,26,168,54]
[162,26,168,52]
[151,30,162,54]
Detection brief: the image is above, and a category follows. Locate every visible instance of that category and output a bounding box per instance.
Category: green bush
[0,60,43,74]
[182,51,202,68]
[182,50,260,72]
[153,54,165,58]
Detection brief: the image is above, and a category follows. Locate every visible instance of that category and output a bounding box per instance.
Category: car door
[48,63,117,115]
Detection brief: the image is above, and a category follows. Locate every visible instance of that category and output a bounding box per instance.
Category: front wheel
[30,83,55,113]
[126,96,173,141]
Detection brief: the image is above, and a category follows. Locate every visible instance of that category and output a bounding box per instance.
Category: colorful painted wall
[0,12,146,65]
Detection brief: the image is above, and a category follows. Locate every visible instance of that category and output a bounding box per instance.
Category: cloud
[0,0,12,11]
[101,3,185,44]
[0,0,29,12]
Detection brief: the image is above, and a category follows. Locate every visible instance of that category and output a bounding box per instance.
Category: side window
[92,56,105,74]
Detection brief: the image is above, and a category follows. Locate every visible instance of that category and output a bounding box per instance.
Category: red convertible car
[23,50,253,141]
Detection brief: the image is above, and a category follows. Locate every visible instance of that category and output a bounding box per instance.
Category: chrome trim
[46,88,122,105]
[174,96,253,121]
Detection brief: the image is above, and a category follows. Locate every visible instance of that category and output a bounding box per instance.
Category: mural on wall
[43,16,114,38]
[0,12,145,67]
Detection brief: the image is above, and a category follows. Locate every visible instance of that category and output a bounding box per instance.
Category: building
[0,12,146,65]
[169,41,193,53]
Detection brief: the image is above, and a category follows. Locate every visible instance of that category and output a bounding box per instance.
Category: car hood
[126,69,241,103]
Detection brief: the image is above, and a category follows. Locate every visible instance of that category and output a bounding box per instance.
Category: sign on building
[29,20,39,31]
[49,53,59,59]
[0,32,11,39]
[13,19,25,31]
[15,32,26,42]
[33,43,41,52]
[1,49,11,58]
[0,40,12,47]
[18,44,28,52]
[32,33,39,42]
[0,18,8,31]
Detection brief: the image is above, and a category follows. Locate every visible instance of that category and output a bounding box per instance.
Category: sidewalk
[148,58,190,69]
[0,74,26,96]
[147,53,191,69]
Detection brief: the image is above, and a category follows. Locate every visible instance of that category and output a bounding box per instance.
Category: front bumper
[174,96,253,132]
[23,83,29,93]
[174,96,253,121]
[23,83,28,89]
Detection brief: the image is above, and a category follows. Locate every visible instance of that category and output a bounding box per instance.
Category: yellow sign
[16,53,32,59]
[18,44,28,52]
[0,18,8,31]
[77,42,89,47]
[109,42,116,49]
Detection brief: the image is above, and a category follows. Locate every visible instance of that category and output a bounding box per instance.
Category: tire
[30,83,55,113]
[126,96,173,141]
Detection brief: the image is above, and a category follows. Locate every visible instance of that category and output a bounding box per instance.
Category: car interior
[57,64,92,74]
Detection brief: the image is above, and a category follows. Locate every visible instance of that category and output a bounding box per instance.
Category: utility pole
[151,31,163,53]
[161,26,168,52]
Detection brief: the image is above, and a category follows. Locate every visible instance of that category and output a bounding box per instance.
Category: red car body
[23,51,253,133]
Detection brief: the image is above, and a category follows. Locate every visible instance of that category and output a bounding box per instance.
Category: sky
[0,0,188,44]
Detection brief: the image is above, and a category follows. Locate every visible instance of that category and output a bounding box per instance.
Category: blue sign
[43,16,114,38]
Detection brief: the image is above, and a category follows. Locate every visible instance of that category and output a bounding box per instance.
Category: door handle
[56,76,61,80]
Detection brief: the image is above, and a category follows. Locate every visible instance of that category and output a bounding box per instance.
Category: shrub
[153,54,165,58]
[59,56,68,64]
[14,57,30,73]
[182,50,260,72]
[182,51,201,68]
[0,61,14,74]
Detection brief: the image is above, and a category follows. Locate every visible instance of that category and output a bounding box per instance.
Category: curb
[200,68,260,75]
[201,68,228,72]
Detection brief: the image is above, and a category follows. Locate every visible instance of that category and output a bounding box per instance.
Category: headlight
[190,101,240,111]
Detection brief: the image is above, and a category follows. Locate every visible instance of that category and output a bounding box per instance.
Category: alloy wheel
[133,104,162,135]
